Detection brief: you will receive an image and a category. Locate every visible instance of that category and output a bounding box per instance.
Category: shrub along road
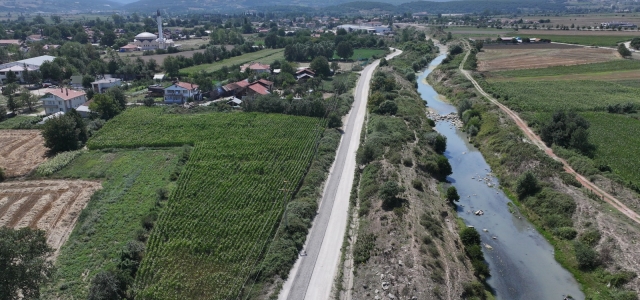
[459,42,640,225]
[279,48,403,300]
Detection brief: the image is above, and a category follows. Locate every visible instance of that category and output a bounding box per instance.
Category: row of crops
[491,59,640,79]
[482,80,640,113]
[88,108,323,299]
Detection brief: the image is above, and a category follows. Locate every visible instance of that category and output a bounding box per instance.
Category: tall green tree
[630,37,640,50]
[19,90,37,112]
[336,41,354,60]
[90,94,121,120]
[0,227,54,300]
[5,70,17,83]
[163,56,180,77]
[446,186,460,204]
[618,43,632,58]
[106,87,127,110]
[6,95,20,113]
[310,56,330,77]
[516,171,540,199]
[42,114,81,153]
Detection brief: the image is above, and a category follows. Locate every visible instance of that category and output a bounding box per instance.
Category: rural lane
[278,48,403,300]
[458,44,640,225]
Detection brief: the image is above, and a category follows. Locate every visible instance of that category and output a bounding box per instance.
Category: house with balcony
[41,88,87,115]
[164,82,200,104]
[91,78,122,93]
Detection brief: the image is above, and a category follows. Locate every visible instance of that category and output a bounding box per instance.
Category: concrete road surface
[278,48,403,300]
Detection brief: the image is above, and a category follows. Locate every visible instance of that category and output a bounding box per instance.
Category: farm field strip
[0,180,102,254]
[582,112,640,187]
[487,69,640,82]
[180,48,284,74]
[88,108,323,299]
[476,47,617,72]
[482,80,640,112]
[0,130,48,177]
[489,59,640,79]
[43,149,185,299]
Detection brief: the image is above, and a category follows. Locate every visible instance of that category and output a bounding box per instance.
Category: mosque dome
[135,32,158,40]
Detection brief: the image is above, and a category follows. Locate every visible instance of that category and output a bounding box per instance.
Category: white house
[41,88,87,115]
[76,100,92,118]
[164,82,199,104]
[0,55,55,83]
[91,78,122,93]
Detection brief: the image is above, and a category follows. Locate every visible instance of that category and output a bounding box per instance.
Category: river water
[417,54,584,300]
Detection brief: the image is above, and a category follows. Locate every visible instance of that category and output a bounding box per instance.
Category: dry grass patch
[0,130,48,177]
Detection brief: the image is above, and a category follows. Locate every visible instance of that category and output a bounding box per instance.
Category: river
[417,54,585,300]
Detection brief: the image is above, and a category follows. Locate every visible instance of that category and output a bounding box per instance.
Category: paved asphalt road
[278,48,403,300]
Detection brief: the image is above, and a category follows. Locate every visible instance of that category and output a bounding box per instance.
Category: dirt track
[0,130,48,178]
[460,43,640,225]
[0,180,102,257]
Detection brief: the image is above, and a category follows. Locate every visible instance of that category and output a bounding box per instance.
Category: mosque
[119,10,175,52]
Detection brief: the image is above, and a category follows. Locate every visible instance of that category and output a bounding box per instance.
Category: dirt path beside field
[459,43,640,225]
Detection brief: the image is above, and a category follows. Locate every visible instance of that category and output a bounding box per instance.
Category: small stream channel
[417,54,585,300]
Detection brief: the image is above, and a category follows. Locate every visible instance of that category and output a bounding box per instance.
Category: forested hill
[0,0,122,13]
[122,0,568,14]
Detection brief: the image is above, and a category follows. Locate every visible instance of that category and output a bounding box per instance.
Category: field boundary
[459,41,640,225]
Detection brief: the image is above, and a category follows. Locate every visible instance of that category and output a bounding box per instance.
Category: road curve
[458,44,640,225]
[278,48,404,300]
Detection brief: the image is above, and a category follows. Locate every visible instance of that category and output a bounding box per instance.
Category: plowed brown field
[0,180,102,256]
[477,45,618,71]
[0,130,48,177]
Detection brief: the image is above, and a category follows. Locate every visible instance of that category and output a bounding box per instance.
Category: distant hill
[123,0,568,14]
[0,0,123,13]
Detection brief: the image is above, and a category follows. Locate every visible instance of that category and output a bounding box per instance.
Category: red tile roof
[174,82,199,90]
[248,83,269,95]
[296,68,316,75]
[45,88,86,101]
[236,80,250,88]
[257,79,273,87]
[241,62,270,72]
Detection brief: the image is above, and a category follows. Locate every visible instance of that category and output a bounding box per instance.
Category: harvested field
[516,29,640,36]
[477,44,618,72]
[115,45,235,65]
[0,180,102,255]
[0,130,48,177]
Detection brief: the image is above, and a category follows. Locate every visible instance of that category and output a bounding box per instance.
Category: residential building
[0,55,55,83]
[70,75,83,88]
[41,88,87,115]
[0,39,21,46]
[76,100,93,118]
[91,78,122,93]
[240,62,271,74]
[222,80,250,97]
[164,82,200,104]
[0,65,37,83]
[245,82,270,99]
[296,68,315,81]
